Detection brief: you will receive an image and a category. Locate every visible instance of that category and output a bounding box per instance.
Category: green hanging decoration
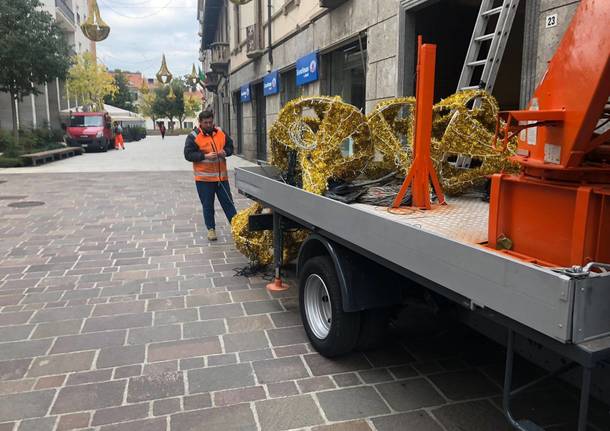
[80,0,110,42]
[156,54,173,85]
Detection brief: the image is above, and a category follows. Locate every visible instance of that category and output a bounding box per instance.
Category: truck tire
[299,256,361,357]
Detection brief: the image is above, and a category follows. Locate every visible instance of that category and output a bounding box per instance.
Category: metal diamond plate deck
[352,197,489,244]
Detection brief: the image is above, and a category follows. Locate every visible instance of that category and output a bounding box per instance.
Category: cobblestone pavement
[1,169,609,431]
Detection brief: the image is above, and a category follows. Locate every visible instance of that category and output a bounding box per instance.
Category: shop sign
[263,70,280,96]
[296,52,319,86]
[240,84,251,102]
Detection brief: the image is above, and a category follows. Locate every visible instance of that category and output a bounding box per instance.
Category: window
[233,4,241,47]
[70,115,104,127]
[77,13,80,24]
[324,40,367,111]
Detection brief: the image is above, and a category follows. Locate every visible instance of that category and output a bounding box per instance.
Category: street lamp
[81,0,110,42]
[187,64,199,87]
[156,54,173,85]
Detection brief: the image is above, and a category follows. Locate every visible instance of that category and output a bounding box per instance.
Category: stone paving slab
[0,171,609,431]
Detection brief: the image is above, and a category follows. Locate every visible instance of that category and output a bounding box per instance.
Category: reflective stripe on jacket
[193,129,228,182]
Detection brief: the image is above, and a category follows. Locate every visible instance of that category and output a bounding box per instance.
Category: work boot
[207,229,217,241]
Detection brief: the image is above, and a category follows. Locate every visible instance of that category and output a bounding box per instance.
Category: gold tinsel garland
[269,96,373,195]
[232,90,516,264]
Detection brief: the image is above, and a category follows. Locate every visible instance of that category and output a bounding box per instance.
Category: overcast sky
[95,0,200,80]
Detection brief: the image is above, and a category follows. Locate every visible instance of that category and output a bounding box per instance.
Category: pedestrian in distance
[113,121,125,150]
[184,111,237,241]
[159,123,166,140]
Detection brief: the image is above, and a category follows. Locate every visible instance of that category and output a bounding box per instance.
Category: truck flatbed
[236,165,610,346]
[236,165,610,431]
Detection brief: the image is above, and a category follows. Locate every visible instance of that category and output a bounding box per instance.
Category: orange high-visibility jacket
[192,129,228,182]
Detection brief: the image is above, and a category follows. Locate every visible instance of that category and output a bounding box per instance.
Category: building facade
[198,0,583,162]
[0,0,94,131]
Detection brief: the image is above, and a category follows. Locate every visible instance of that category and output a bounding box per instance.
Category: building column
[56,78,62,111]
[30,88,37,129]
[67,85,71,110]
[44,82,51,128]
[520,0,540,108]
[14,97,20,130]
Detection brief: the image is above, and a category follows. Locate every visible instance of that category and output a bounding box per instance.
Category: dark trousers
[195,181,237,230]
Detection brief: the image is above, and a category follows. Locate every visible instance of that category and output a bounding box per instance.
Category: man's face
[199,117,214,131]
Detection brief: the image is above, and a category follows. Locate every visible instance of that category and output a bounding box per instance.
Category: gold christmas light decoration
[167,85,176,101]
[430,90,518,194]
[80,0,110,42]
[156,54,173,85]
[366,97,415,177]
[269,96,373,195]
[232,90,516,264]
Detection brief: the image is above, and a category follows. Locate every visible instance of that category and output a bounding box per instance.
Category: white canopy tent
[60,104,145,128]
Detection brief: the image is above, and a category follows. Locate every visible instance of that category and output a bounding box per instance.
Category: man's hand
[205,152,217,160]
[217,150,226,158]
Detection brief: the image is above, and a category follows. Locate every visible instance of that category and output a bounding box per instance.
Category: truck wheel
[299,256,361,357]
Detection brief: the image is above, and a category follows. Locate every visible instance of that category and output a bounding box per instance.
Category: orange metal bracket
[392,37,445,210]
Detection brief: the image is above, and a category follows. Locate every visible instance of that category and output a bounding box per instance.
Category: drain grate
[8,201,45,208]
[0,196,27,200]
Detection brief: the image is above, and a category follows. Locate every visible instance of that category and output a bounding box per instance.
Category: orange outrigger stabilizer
[392,36,445,210]
[489,0,610,267]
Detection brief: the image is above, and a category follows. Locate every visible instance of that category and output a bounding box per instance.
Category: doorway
[405,0,525,109]
[233,91,243,155]
[253,82,267,161]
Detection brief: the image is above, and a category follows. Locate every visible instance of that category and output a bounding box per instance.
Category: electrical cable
[98,0,174,19]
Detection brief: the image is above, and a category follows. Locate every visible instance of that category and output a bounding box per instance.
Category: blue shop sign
[296,52,319,86]
[263,70,280,96]
[240,85,251,102]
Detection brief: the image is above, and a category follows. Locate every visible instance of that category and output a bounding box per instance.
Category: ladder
[457,0,520,93]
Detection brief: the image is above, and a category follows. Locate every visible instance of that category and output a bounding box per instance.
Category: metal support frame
[503,330,595,431]
[266,210,290,292]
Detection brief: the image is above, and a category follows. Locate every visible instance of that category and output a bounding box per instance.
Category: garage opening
[406,0,525,109]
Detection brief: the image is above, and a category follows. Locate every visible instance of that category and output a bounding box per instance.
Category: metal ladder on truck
[457,0,520,93]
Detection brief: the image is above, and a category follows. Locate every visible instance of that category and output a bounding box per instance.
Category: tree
[152,79,185,129]
[138,82,157,128]
[0,0,72,141]
[184,95,201,126]
[67,52,117,111]
[104,70,135,111]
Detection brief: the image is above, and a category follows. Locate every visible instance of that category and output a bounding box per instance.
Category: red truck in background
[63,112,114,152]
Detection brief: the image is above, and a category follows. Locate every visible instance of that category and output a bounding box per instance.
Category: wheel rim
[304,274,332,340]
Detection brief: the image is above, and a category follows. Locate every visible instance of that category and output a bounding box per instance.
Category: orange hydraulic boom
[488,0,610,267]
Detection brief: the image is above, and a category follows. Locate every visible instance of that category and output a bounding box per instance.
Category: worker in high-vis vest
[184,111,237,241]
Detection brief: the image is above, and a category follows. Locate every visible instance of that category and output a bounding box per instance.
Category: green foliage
[0,0,72,136]
[122,126,146,142]
[152,79,186,127]
[0,128,64,158]
[0,157,24,168]
[68,52,116,110]
[104,70,135,111]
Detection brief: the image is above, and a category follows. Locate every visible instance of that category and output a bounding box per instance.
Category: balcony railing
[55,0,75,24]
[210,42,229,74]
